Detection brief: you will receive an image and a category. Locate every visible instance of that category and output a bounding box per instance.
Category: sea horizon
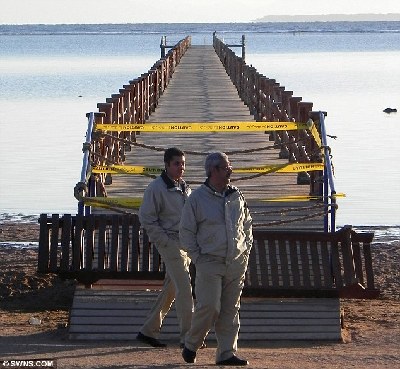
[2,13,400,25]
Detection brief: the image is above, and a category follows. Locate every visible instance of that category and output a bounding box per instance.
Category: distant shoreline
[254,13,400,23]
[1,17,400,26]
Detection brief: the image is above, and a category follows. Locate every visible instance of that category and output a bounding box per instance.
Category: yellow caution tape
[92,165,162,175]
[83,197,143,209]
[82,193,346,209]
[92,162,324,175]
[307,119,322,148]
[234,163,324,173]
[95,121,309,133]
[260,193,346,202]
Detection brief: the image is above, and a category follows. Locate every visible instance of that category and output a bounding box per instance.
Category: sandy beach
[0,221,399,368]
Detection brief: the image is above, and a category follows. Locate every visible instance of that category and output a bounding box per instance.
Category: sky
[1,0,400,24]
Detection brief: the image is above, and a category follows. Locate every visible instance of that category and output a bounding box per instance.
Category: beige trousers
[184,253,248,363]
[139,243,193,343]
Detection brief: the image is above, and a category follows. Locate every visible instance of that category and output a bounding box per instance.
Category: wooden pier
[37,35,380,343]
[84,37,329,231]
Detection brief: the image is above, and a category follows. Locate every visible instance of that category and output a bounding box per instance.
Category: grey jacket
[139,171,191,249]
[179,181,253,264]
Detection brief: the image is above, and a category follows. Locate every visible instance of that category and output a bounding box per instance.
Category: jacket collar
[204,179,237,197]
[161,170,188,192]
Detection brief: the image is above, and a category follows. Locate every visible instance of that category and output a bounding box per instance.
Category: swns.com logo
[1,360,56,368]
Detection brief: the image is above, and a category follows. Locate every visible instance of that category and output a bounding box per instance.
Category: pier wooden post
[241,34,246,62]
[160,36,166,58]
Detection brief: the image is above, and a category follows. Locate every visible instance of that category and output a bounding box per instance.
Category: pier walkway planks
[98,45,323,231]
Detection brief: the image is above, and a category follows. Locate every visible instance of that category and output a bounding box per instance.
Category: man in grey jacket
[180,152,253,366]
[137,147,193,348]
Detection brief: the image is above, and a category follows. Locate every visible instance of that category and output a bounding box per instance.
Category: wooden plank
[242,298,340,310]
[330,240,343,288]
[247,237,260,288]
[49,214,59,272]
[72,215,84,270]
[68,332,341,341]
[97,215,107,270]
[341,234,356,286]
[110,215,119,271]
[320,240,332,288]
[120,215,130,272]
[289,239,300,288]
[142,230,150,272]
[299,240,311,288]
[237,332,341,340]
[60,214,71,272]
[278,238,290,286]
[130,215,140,271]
[310,240,321,288]
[351,240,364,284]
[38,214,50,272]
[85,214,95,271]
[362,242,376,290]
[268,239,279,287]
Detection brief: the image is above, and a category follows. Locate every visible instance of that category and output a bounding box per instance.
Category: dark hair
[164,147,185,164]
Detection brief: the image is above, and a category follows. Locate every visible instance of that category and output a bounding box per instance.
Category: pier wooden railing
[74,36,191,211]
[38,214,379,299]
[213,34,335,227]
[213,33,336,231]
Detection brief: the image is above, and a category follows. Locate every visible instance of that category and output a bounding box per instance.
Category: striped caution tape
[307,119,322,148]
[234,163,324,173]
[260,193,346,202]
[92,165,163,175]
[82,193,346,209]
[83,197,143,209]
[95,121,309,132]
[92,162,324,175]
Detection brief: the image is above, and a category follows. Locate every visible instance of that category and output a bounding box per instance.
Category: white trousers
[139,243,193,343]
[184,253,248,363]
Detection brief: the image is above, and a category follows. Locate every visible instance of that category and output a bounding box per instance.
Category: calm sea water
[0,22,399,238]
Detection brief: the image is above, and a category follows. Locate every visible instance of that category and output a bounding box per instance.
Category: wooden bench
[246,227,379,299]
[38,213,379,341]
[38,213,165,285]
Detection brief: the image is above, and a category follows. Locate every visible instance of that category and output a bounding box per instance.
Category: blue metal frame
[77,112,95,215]
[319,111,336,232]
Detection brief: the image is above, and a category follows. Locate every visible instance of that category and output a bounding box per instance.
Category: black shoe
[216,355,249,366]
[182,346,196,363]
[136,332,166,348]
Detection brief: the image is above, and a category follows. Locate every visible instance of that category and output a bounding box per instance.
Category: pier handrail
[213,34,337,231]
[319,111,337,231]
[75,112,95,215]
[74,36,191,213]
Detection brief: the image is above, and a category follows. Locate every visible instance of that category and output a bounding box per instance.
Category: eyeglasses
[217,165,232,171]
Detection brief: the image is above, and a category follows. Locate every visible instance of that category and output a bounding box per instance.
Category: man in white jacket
[180,152,253,366]
[137,147,193,348]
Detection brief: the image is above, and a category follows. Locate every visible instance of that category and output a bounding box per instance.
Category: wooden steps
[68,285,342,341]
